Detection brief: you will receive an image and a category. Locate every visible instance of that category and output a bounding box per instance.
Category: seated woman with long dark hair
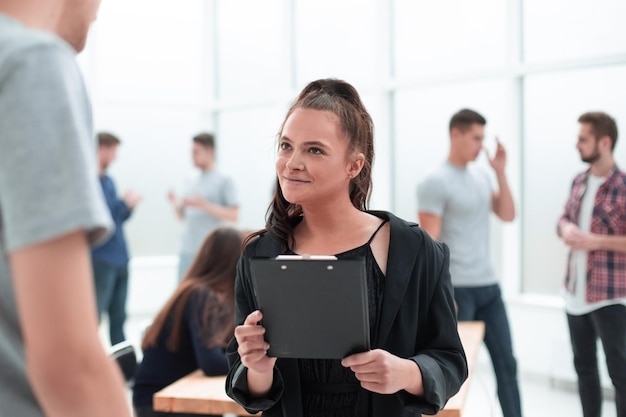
[133,226,242,417]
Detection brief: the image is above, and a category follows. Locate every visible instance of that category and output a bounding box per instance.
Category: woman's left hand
[341,349,424,395]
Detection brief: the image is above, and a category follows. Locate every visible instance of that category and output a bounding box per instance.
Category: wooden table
[154,371,258,416]
[153,321,485,416]
[434,321,485,417]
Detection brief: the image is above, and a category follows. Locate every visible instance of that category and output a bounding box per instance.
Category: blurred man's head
[192,132,215,171]
[577,112,618,164]
[449,109,487,164]
[97,131,120,173]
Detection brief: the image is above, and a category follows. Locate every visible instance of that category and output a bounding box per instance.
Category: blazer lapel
[253,232,283,257]
[375,212,422,346]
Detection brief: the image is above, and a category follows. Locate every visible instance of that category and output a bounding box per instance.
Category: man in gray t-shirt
[417,109,522,417]
[0,2,131,416]
[168,132,239,279]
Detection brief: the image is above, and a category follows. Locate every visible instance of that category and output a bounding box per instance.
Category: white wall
[507,295,613,391]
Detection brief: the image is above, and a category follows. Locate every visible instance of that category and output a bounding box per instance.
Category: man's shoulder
[419,163,450,187]
[384,211,448,258]
[572,171,587,182]
[0,17,74,73]
[202,169,234,183]
[417,164,454,205]
[217,170,236,183]
[612,168,626,186]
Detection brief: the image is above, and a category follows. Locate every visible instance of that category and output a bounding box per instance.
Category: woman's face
[276,108,361,207]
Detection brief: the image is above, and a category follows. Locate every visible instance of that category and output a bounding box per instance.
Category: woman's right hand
[235,310,277,375]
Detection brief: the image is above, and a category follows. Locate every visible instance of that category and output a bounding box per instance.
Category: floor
[463,348,617,417]
[109,317,619,417]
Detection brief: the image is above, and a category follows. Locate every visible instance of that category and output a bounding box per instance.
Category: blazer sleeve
[225,240,285,413]
[399,240,468,414]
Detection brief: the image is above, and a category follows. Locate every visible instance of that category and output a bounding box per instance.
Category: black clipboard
[249,256,370,359]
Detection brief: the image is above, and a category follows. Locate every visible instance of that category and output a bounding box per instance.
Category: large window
[524,0,626,64]
[217,0,291,101]
[295,0,381,88]
[394,0,509,79]
[82,1,208,256]
[217,105,287,229]
[83,0,626,296]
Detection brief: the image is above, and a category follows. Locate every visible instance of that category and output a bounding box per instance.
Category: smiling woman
[276,109,361,215]
[224,78,468,417]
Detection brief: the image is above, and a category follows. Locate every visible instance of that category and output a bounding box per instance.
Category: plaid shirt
[558,166,626,302]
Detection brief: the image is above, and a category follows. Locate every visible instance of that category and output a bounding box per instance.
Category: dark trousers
[92,259,128,345]
[454,284,522,417]
[567,304,626,417]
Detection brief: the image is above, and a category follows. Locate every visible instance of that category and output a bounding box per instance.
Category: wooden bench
[153,321,485,416]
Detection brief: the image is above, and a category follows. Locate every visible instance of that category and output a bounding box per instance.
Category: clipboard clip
[275,254,338,260]
[274,254,338,270]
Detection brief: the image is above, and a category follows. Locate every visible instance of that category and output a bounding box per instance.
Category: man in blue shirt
[92,132,142,346]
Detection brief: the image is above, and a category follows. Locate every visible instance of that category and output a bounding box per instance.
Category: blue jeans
[454,284,522,417]
[567,305,626,417]
[92,259,128,345]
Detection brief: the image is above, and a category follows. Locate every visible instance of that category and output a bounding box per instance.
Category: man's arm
[167,190,184,220]
[201,203,239,223]
[560,222,626,253]
[488,140,515,222]
[587,234,626,252]
[491,172,515,222]
[115,189,141,222]
[10,230,131,417]
[184,194,239,223]
[418,211,442,240]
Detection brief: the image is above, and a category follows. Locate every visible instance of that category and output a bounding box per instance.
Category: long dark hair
[245,79,375,250]
[142,227,242,351]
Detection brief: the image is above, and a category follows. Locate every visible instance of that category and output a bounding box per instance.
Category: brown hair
[449,109,486,133]
[97,131,121,147]
[193,132,215,149]
[578,112,618,151]
[245,78,375,250]
[142,227,242,352]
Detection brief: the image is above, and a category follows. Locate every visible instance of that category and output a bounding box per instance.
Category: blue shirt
[91,174,132,266]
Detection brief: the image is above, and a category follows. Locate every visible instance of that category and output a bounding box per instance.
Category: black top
[294,220,387,417]
[226,211,468,417]
[132,288,230,408]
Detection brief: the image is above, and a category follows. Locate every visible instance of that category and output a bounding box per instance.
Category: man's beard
[581,147,600,164]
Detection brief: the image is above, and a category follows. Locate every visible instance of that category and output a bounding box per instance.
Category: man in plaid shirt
[557,111,626,417]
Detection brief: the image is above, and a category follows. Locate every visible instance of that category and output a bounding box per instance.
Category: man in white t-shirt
[417,108,522,417]
[168,132,239,280]
[0,1,132,416]
[557,111,626,417]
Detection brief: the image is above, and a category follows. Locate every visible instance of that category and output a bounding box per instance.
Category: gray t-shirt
[180,170,238,255]
[417,161,497,287]
[0,14,112,417]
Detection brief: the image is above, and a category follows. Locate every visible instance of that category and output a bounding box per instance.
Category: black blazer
[226,211,468,417]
